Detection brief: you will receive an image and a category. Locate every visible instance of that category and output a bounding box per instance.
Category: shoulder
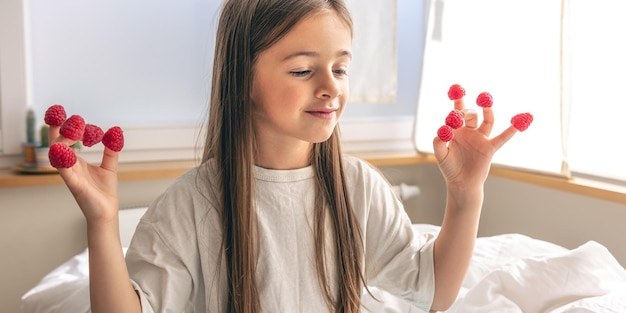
[342,154,390,189]
[342,154,375,175]
[141,161,220,228]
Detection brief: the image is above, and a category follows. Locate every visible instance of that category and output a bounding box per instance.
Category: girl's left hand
[432,98,517,188]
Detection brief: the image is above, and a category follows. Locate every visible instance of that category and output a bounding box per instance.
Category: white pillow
[20,249,91,313]
[20,206,148,313]
[21,248,130,313]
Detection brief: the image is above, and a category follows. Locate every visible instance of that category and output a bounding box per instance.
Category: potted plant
[35,125,53,169]
[21,108,38,168]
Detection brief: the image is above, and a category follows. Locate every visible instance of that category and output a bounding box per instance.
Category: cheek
[340,81,349,103]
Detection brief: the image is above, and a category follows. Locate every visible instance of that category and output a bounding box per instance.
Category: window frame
[0,0,28,163]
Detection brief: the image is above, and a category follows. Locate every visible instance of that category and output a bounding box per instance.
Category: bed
[20,207,626,313]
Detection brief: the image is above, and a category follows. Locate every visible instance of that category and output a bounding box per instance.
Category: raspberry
[44,104,67,126]
[447,84,465,100]
[445,109,464,129]
[102,126,124,152]
[82,124,104,147]
[48,142,77,168]
[476,92,493,108]
[437,125,454,142]
[60,115,86,141]
[511,113,533,131]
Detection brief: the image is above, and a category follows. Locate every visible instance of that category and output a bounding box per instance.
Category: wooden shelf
[0,160,199,188]
[0,151,434,188]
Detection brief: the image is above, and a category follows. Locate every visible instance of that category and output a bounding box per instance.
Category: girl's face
[251,10,352,166]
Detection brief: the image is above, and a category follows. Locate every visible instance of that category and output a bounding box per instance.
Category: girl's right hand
[49,125,120,225]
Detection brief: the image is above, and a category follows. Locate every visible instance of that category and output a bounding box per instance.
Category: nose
[315,70,342,99]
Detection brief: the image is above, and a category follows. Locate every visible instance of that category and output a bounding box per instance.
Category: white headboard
[118,207,148,247]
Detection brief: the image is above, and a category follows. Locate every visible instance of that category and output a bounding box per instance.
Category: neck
[255,139,312,170]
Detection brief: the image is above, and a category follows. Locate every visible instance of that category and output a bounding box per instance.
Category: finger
[463,109,478,128]
[477,107,494,135]
[49,125,77,146]
[432,136,449,163]
[55,157,86,187]
[491,125,518,150]
[100,147,119,172]
[48,125,61,143]
[454,98,465,111]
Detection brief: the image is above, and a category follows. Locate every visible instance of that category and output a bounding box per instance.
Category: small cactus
[26,108,36,144]
[40,125,50,147]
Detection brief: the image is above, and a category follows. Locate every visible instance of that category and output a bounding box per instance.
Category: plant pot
[35,147,54,170]
[21,142,37,168]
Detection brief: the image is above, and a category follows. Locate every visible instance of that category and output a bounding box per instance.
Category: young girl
[51,0,518,312]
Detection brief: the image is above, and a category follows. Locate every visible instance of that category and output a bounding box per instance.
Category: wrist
[446,184,484,212]
[86,216,121,242]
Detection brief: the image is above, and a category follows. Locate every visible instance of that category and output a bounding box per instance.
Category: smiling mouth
[306,109,337,119]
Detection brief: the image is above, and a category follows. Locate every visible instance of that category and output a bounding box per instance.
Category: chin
[309,131,335,144]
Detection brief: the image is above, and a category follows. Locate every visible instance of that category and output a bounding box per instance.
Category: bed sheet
[20,224,626,313]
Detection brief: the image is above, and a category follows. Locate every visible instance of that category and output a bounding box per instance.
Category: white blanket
[449,240,626,313]
[362,225,626,313]
[21,225,626,313]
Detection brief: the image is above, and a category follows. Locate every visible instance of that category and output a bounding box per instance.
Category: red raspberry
[445,109,464,129]
[48,142,77,168]
[44,104,67,126]
[102,126,124,152]
[447,84,465,100]
[82,124,104,147]
[476,92,493,108]
[437,125,454,142]
[60,115,86,140]
[511,113,533,131]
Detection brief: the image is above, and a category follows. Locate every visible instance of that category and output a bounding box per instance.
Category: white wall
[481,175,626,266]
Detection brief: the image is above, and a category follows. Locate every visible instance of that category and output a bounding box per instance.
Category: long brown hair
[202,0,365,312]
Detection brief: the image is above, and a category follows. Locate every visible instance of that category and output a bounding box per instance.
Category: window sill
[489,166,626,205]
[2,151,625,205]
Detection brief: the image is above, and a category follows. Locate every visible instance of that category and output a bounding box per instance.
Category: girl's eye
[334,69,348,76]
[290,70,312,77]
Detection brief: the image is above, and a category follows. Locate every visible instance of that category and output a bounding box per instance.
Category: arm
[50,126,142,313]
[429,100,517,311]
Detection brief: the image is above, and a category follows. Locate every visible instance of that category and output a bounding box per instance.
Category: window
[0,0,417,168]
[567,1,626,181]
[416,0,626,181]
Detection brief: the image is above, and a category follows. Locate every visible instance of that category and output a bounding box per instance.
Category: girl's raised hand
[47,112,122,226]
[432,92,518,189]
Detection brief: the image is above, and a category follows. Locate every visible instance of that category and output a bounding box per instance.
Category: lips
[306,108,337,114]
[306,107,338,119]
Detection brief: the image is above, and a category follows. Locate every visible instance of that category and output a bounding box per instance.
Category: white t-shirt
[126,155,435,312]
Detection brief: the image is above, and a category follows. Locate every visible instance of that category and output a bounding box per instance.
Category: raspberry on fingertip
[476,92,493,108]
[447,84,466,101]
[60,115,86,141]
[511,113,533,131]
[48,142,77,168]
[102,126,125,152]
[82,124,104,147]
[437,125,454,142]
[44,104,67,127]
[445,109,464,129]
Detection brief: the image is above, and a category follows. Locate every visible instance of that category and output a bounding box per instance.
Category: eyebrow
[282,50,352,61]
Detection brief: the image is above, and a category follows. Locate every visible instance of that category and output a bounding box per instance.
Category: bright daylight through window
[416,0,626,182]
